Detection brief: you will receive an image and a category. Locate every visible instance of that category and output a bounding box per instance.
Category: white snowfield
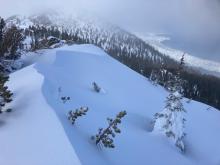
[1,44,220,165]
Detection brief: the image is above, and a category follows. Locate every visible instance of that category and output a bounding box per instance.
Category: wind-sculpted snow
[0,65,81,165]
[11,44,218,165]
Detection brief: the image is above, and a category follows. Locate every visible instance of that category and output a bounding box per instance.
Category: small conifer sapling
[68,107,89,125]
[92,82,101,93]
[61,96,70,104]
[92,111,127,148]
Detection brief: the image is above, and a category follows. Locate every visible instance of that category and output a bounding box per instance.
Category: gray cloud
[0,0,220,60]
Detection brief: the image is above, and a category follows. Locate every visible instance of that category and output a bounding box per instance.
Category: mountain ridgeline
[3,13,220,110]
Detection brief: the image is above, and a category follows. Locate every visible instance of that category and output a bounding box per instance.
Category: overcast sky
[0,0,220,61]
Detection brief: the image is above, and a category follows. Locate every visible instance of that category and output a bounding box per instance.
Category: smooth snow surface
[1,44,220,165]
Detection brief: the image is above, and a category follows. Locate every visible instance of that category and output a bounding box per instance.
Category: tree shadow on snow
[0,120,6,127]
[126,112,154,132]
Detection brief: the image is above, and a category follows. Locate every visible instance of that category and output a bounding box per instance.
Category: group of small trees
[26,25,74,51]
[67,107,126,149]
[66,56,187,152]
[63,80,126,149]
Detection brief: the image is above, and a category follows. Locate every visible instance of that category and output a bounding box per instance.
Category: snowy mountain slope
[136,33,220,76]
[0,64,81,165]
[6,12,165,64]
[2,44,220,165]
[7,12,220,77]
[6,15,34,29]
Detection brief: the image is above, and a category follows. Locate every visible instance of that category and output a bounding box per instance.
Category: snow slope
[0,65,81,164]
[1,44,220,165]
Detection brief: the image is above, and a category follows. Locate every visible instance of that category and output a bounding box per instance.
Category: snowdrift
[1,44,220,165]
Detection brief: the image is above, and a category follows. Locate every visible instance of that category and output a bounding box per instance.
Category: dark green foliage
[68,107,89,125]
[0,17,6,57]
[165,55,186,94]
[1,25,24,60]
[92,111,127,148]
[61,96,70,104]
[27,25,73,50]
[148,59,220,110]
[181,70,220,109]
[0,73,13,113]
[47,37,60,47]
[6,108,12,112]
[0,17,5,46]
[149,69,161,85]
[0,17,14,113]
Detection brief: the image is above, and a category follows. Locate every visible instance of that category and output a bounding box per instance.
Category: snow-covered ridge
[136,33,220,75]
[1,44,220,165]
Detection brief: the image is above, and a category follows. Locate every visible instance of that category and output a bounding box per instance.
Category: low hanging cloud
[0,0,220,60]
[0,0,219,37]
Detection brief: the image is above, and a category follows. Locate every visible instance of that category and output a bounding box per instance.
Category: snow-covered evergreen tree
[68,107,89,125]
[92,111,127,148]
[1,25,24,60]
[153,54,186,152]
[149,70,160,86]
[0,73,13,113]
[149,63,171,87]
